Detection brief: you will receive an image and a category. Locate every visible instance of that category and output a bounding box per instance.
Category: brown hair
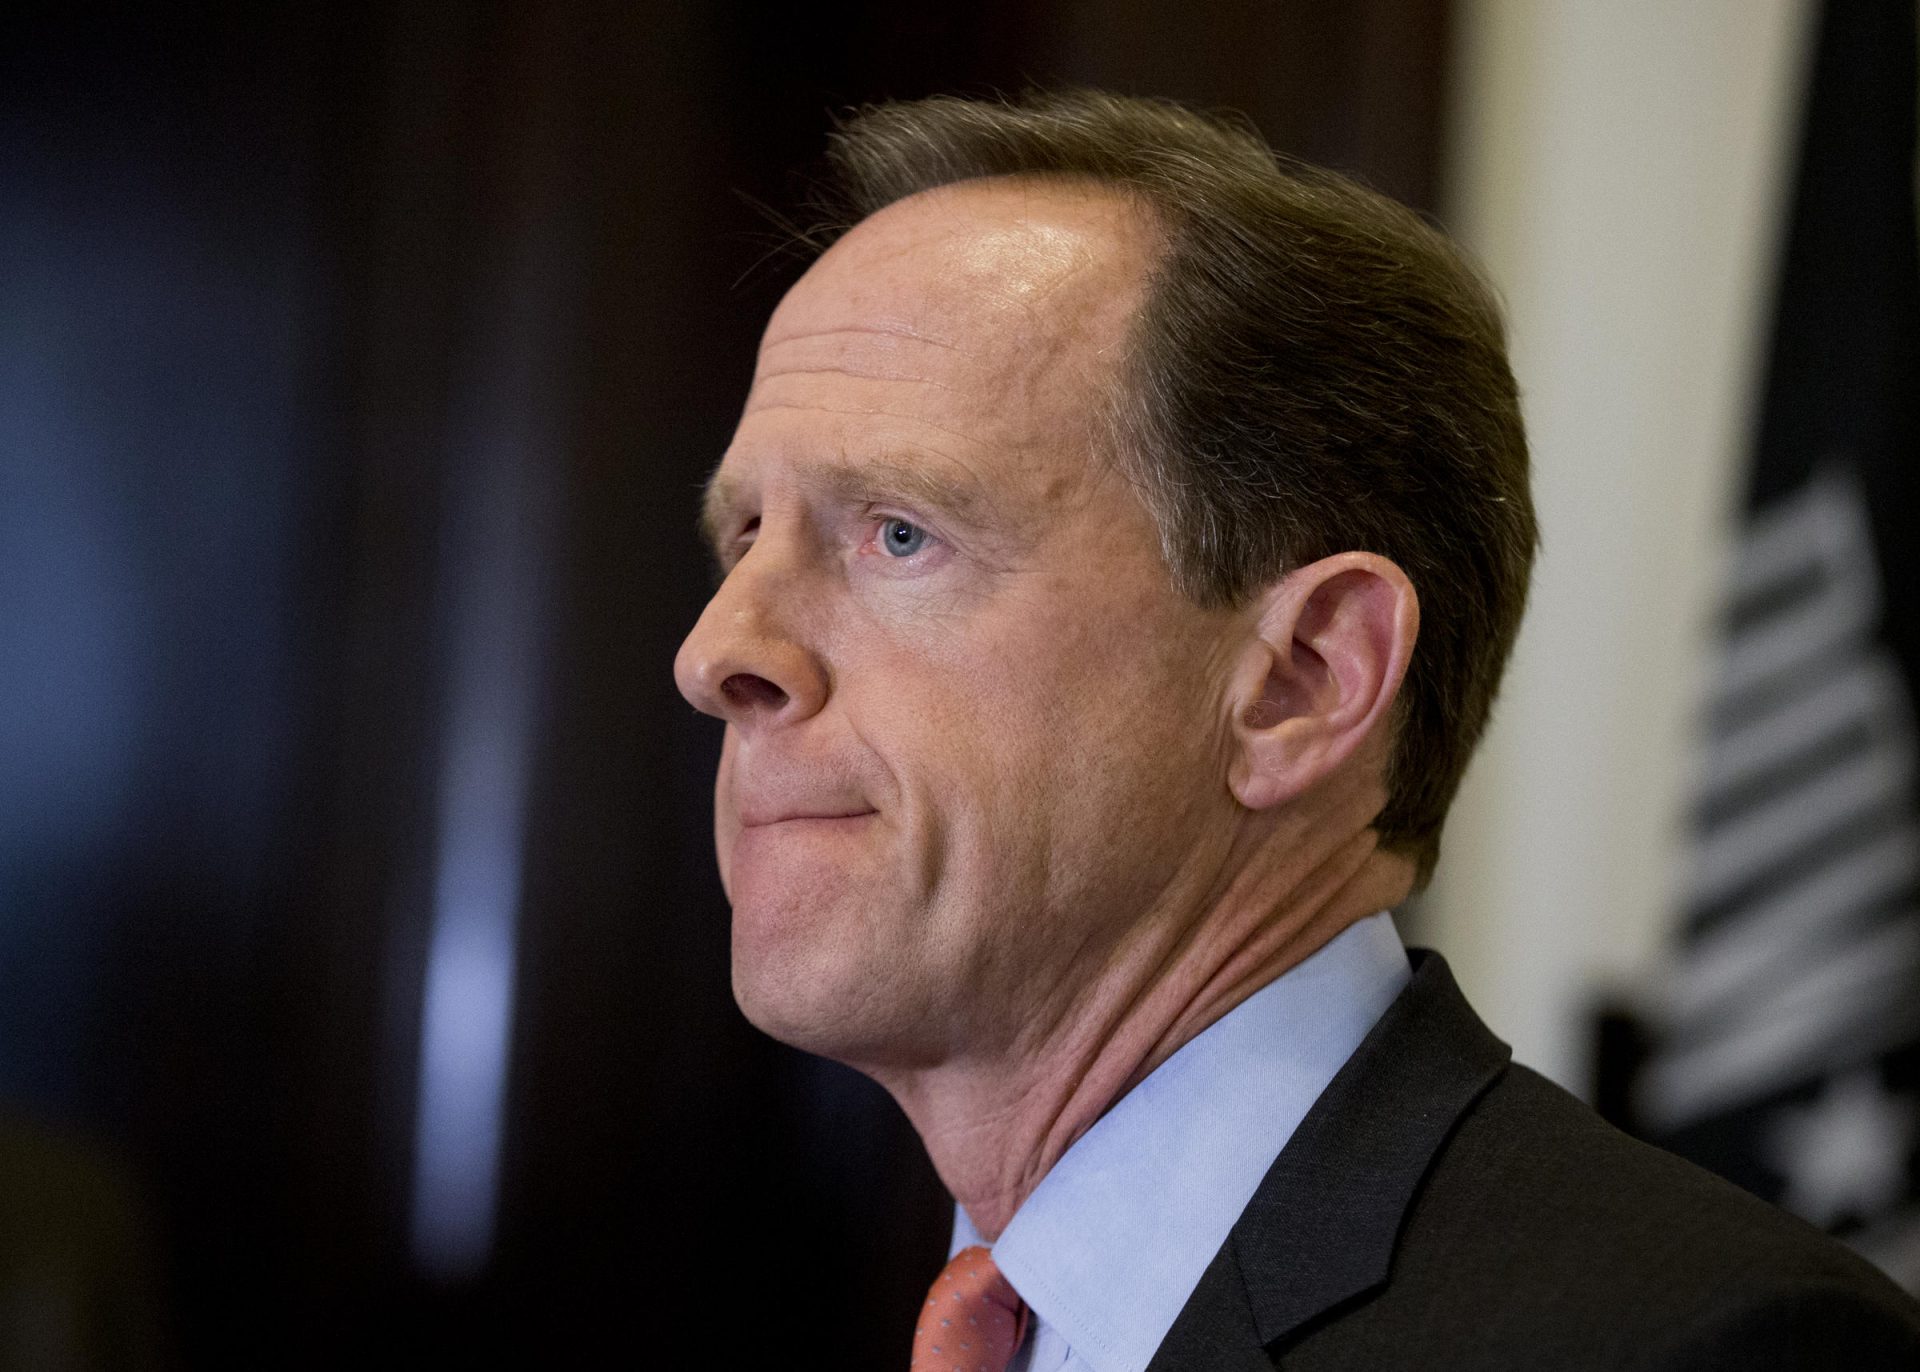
[805,90,1536,886]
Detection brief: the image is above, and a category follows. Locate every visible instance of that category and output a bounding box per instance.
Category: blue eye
[880,518,930,557]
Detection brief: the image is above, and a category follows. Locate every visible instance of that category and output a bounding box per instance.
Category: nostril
[720,672,788,714]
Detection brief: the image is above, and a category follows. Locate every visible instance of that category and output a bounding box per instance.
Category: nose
[673,551,829,733]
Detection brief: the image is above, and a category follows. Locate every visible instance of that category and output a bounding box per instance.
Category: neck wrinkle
[887,816,1414,1242]
[1127,826,1398,1097]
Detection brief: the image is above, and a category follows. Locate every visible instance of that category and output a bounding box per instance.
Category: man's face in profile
[674,180,1243,1072]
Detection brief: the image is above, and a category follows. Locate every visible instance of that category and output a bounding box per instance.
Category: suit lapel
[1146,951,1510,1370]
[1144,1234,1291,1372]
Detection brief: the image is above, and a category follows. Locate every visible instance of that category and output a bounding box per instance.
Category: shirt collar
[948,911,1410,1372]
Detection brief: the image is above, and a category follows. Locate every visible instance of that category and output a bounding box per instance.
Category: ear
[1226,552,1419,811]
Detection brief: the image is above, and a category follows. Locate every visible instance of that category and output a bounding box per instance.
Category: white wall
[1423,0,1814,1094]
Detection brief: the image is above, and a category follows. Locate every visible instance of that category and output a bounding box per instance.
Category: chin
[732,962,863,1063]
[729,920,933,1070]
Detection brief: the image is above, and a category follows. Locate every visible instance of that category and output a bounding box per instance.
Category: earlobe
[1227,553,1419,812]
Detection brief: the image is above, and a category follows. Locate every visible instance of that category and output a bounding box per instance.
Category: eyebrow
[699,457,998,564]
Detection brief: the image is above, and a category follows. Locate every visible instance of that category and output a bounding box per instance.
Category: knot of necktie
[910,1244,1029,1372]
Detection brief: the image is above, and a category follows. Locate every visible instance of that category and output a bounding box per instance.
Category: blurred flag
[1625,0,1920,1291]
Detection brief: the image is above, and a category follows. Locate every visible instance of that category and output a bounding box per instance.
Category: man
[673,90,1920,1370]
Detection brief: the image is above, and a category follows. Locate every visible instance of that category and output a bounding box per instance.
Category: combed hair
[805,90,1537,886]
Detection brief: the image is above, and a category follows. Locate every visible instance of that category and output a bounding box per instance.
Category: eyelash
[717,517,759,575]
[862,510,942,563]
[716,509,946,572]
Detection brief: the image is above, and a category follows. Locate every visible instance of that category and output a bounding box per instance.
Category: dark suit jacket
[1145,950,1920,1370]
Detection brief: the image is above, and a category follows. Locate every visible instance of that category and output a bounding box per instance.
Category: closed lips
[739,808,877,827]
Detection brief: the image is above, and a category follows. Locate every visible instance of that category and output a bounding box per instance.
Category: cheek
[831,569,1222,872]
[860,618,1130,848]
[992,592,1220,818]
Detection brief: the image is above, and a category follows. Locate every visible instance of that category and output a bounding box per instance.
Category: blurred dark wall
[0,3,1450,1365]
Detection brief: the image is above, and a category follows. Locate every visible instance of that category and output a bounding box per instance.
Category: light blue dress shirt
[947,910,1410,1372]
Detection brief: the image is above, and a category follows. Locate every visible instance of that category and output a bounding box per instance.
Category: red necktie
[910,1244,1029,1372]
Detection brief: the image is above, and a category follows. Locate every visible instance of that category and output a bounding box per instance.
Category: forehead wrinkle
[751,364,958,393]
[751,323,973,399]
[758,322,963,354]
[737,400,992,456]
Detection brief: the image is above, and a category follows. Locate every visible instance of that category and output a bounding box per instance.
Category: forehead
[765,177,1153,371]
[712,179,1157,513]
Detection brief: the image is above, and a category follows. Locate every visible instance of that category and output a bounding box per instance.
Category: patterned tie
[910,1244,1029,1372]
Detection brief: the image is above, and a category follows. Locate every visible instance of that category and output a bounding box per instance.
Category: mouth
[738,809,878,830]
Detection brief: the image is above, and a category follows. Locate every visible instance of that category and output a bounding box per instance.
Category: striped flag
[1626,0,1920,1291]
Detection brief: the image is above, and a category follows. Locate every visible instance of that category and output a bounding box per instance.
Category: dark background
[0,3,1450,1365]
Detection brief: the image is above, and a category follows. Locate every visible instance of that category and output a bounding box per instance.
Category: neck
[870,809,1416,1240]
